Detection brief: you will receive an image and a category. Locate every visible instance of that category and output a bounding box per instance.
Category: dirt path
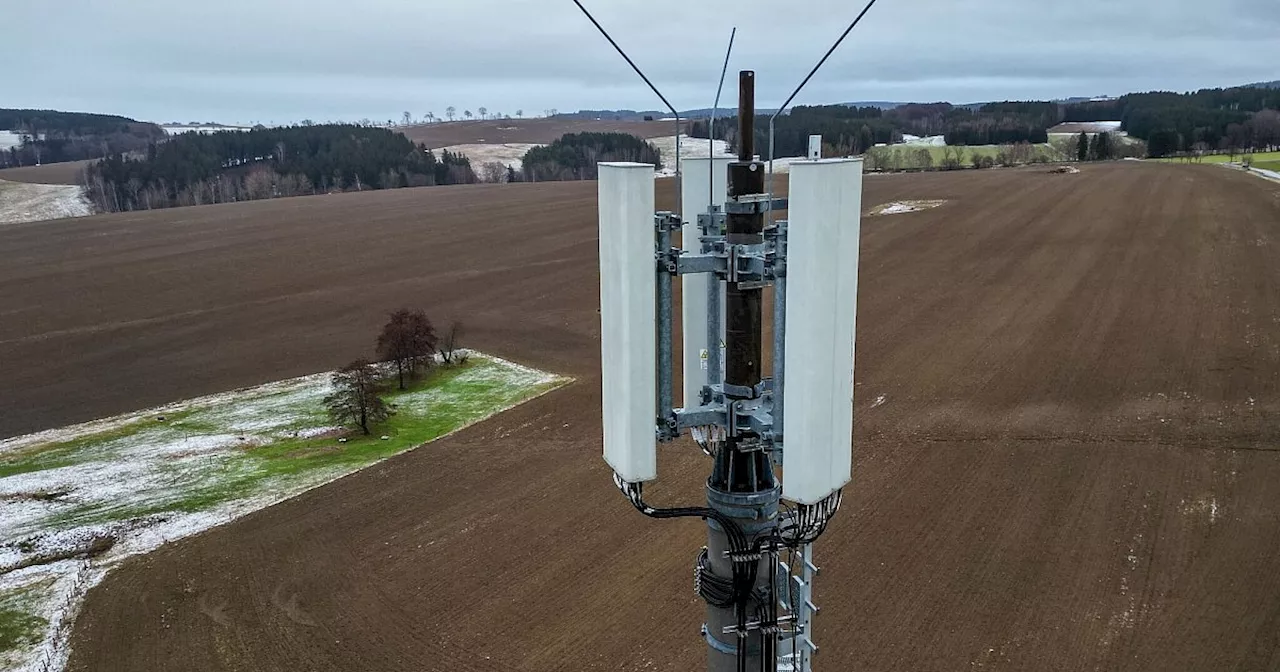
[1,162,1279,670]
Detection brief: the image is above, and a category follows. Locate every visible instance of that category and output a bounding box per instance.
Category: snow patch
[0,352,567,672]
[901,135,947,147]
[0,130,30,151]
[869,199,947,216]
[0,180,92,224]
[650,135,733,177]
[161,125,254,135]
[440,142,541,175]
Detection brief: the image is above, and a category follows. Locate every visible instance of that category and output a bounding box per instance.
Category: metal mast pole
[705,70,779,672]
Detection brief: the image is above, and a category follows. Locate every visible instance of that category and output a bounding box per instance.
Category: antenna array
[578,4,879,670]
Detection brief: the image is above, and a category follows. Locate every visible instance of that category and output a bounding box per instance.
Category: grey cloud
[9,0,1278,123]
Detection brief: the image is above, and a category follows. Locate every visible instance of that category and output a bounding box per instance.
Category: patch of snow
[0,352,567,672]
[0,130,30,151]
[869,200,947,216]
[161,125,253,135]
[650,135,734,177]
[901,135,946,147]
[1048,121,1123,135]
[1246,166,1280,182]
[870,394,887,409]
[439,142,541,175]
[0,180,92,225]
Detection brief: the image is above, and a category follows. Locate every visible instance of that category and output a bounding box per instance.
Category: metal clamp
[724,197,788,215]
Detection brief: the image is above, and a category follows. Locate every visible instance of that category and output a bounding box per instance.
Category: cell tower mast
[597,70,863,672]
[583,5,876,671]
[703,69,776,671]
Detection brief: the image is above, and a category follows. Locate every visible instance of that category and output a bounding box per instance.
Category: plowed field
[1,162,1278,670]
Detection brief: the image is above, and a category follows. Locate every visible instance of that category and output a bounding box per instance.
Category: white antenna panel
[781,158,864,504]
[598,163,658,482]
[680,157,732,409]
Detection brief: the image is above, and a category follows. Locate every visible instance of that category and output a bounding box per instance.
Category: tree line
[83,124,478,212]
[520,132,663,182]
[688,85,1280,159]
[0,108,165,167]
[689,101,1058,157]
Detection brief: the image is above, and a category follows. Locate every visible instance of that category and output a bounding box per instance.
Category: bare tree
[424,112,435,123]
[478,107,488,120]
[914,148,933,170]
[446,106,456,121]
[325,359,392,435]
[480,161,507,183]
[376,308,439,390]
[402,111,413,126]
[440,321,466,364]
[516,109,523,119]
[464,110,473,120]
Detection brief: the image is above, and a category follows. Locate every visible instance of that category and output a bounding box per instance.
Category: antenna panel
[680,157,732,409]
[598,163,658,482]
[781,158,863,504]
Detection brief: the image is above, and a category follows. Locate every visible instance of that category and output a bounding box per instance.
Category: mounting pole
[704,70,779,672]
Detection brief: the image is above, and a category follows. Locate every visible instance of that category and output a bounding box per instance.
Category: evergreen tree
[1096,132,1112,160]
[1077,132,1089,161]
[857,125,875,154]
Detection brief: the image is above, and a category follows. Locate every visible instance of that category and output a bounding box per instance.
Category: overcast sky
[11,0,1278,125]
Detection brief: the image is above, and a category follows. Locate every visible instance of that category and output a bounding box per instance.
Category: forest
[0,108,165,166]
[689,85,1279,158]
[84,125,477,212]
[1063,88,1280,156]
[521,132,662,181]
[689,102,1054,157]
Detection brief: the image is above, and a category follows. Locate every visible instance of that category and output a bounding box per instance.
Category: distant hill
[1244,80,1280,89]
[401,118,678,147]
[838,101,905,110]
[0,109,164,168]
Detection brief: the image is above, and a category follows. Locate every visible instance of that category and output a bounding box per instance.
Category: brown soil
[0,160,93,185]
[1,162,1278,670]
[400,118,681,148]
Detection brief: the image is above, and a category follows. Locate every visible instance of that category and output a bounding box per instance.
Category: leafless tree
[914,148,933,170]
[464,110,473,120]
[479,161,507,183]
[516,109,523,119]
[478,107,488,120]
[244,168,275,200]
[440,321,466,364]
[402,111,413,126]
[325,359,392,435]
[376,308,439,390]
[446,107,456,121]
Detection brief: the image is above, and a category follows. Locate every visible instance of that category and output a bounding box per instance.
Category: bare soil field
[0,160,93,185]
[400,117,679,148]
[1,162,1279,670]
